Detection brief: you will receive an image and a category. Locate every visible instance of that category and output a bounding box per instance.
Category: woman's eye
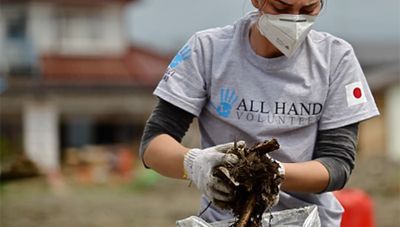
[301,4,320,15]
[274,7,289,13]
[300,9,313,14]
[300,8,319,15]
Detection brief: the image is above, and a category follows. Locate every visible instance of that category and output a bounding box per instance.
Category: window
[5,12,27,40]
[56,8,105,55]
[2,6,38,76]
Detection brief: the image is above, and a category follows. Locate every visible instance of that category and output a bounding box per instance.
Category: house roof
[365,63,400,91]
[40,46,171,87]
[352,42,400,67]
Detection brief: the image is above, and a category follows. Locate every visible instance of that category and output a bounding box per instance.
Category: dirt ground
[1,156,399,227]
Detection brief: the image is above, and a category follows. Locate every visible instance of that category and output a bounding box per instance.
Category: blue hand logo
[215,88,239,118]
[169,44,191,68]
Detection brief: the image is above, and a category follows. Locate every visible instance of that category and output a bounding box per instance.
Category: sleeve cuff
[315,157,347,193]
[183,148,202,178]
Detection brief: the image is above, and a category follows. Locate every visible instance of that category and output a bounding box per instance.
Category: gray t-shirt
[154,11,379,226]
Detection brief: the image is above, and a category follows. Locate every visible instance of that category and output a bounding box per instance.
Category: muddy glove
[183,141,245,205]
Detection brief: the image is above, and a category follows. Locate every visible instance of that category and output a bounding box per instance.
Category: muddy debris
[212,138,284,227]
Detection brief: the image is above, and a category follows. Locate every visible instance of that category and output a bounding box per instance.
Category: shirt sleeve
[313,123,358,192]
[139,98,194,168]
[153,33,208,117]
[319,45,380,130]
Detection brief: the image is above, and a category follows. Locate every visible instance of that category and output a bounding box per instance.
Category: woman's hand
[183,141,244,206]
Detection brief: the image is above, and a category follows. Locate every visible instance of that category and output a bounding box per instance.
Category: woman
[139,0,379,226]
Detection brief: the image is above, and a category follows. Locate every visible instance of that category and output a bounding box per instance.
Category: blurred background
[0,0,399,226]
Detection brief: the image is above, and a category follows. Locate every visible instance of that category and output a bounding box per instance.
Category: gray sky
[126,0,400,54]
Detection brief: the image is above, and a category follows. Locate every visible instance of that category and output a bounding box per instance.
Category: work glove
[183,141,245,206]
[264,154,285,207]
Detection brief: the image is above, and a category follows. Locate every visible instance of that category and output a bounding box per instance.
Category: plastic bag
[176,205,321,227]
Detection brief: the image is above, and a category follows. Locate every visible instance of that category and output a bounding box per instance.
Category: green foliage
[0,137,15,165]
[130,168,160,191]
[0,181,6,192]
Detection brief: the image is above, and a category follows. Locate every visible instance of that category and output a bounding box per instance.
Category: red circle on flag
[353,87,362,99]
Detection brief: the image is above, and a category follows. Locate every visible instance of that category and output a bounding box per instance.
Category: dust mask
[257,13,316,57]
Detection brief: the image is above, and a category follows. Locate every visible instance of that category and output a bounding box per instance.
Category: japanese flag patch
[345,82,367,107]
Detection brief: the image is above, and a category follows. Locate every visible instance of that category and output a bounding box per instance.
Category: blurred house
[352,43,400,160]
[0,0,170,173]
[1,0,399,175]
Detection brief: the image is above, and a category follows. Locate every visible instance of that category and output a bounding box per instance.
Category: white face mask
[257,13,316,57]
